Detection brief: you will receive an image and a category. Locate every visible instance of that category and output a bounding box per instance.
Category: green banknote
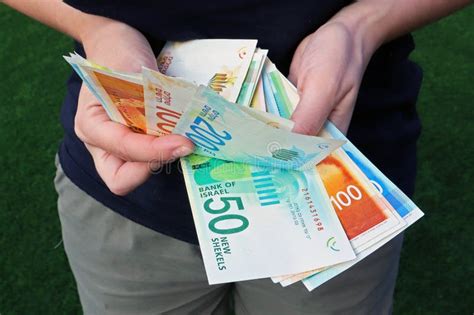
[236,48,267,106]
[173,86,344,170]
[181,154,355,284]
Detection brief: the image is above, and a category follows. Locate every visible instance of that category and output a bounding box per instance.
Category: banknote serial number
[302,188,325,232]
[204,197,249,235]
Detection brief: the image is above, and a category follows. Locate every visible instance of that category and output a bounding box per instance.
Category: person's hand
[289,22,367,135]
[289,17,378,135]
[289,0,472,135]
[75,19,194,195]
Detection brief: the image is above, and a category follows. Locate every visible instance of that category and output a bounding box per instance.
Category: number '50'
[204,197,249,235]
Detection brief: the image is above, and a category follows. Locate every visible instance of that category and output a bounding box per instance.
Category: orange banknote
[316,146,405,249]
[274,147,405,286]
[92,71,146,134]
[78,64,147,134]
[266,68,406,285]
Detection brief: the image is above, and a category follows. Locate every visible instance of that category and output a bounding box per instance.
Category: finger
[290,76,337,135]
[86,143,152,196]
[288,35,312,84]
[287,66,298,86]
[89,120,193,162]
[76,99,194,162]
[327,86,357,135]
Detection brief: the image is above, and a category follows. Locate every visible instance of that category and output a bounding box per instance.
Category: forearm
[2,0,118,43]
[328,0,472,59]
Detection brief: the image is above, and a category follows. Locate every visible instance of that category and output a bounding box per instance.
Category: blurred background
[0,4,473,315]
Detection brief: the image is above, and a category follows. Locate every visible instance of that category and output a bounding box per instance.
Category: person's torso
[59,0,422,244]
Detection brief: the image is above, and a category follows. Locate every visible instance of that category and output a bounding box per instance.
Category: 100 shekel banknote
[276,143,407,286]
[261,65,422,288]
[142,67,197,137]
[301,122,424,291]
[181,154,355,284]
[265,67,408,285]
[259,62,406,284]
[260,63,405,248]
[64,53,147,133]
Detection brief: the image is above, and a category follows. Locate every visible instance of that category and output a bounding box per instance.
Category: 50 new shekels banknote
[64,39,423,290]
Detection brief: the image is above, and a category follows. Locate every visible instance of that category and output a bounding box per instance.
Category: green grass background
[0,4,473,315]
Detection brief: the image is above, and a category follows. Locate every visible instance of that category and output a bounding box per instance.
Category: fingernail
[172,146,194,158]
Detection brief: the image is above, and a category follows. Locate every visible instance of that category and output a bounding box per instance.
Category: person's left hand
[289,21,374,135]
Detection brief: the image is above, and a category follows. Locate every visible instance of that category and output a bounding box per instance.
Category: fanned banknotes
[302,122,424,291]
[261,65,423,289]
[156,42,355,283]
[261,65,405,250]
[66,52,343,171]
[64,39,423,289]
[250,77,266,112]
[236,48,268,106]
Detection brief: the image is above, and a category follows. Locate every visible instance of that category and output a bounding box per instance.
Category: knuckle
[74,116,88,143]
[116,136,133,161]
[107,181,129,196]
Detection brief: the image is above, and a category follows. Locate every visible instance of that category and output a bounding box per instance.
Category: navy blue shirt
[60,1,422,244]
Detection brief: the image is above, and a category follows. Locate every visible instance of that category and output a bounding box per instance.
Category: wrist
[78,14,126,46]
[326,1,392,66]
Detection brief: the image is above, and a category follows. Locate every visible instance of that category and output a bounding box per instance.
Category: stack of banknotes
[65,39,424,291]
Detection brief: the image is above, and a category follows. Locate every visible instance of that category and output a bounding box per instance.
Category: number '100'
[204,197,249,235]
[185,117,232,151]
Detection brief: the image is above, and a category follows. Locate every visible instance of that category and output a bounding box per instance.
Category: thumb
[85,143,152,196]
[291,83,335,136]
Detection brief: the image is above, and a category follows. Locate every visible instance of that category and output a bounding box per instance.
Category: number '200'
[185,117,232,151]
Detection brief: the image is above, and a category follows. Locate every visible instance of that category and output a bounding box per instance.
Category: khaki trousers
[54,158,403,315]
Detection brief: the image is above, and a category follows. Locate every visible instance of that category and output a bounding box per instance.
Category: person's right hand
[75,18,194,196]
